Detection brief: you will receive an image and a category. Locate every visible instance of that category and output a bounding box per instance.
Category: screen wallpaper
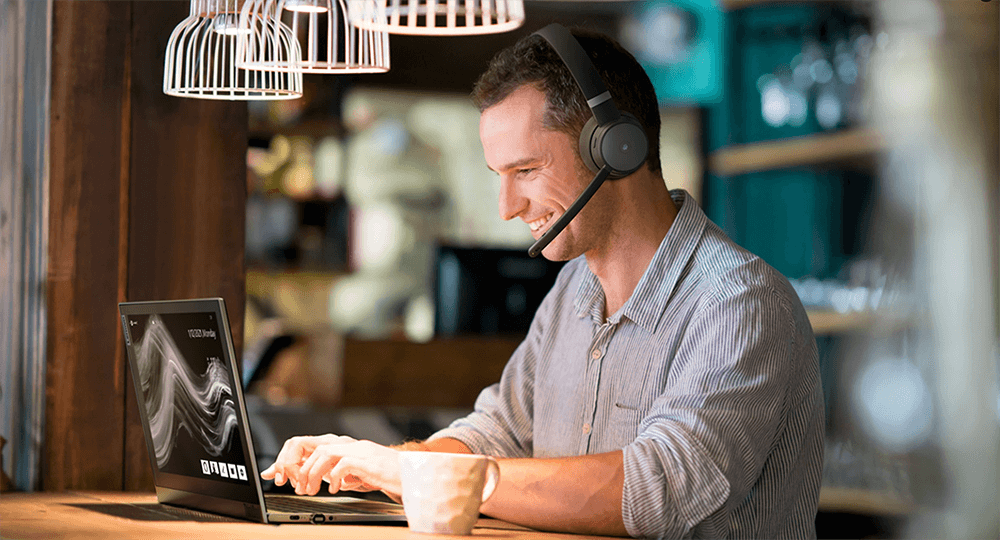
[127,311,250,486]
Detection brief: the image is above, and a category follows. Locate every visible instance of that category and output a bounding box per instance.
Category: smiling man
[262,28,825,538]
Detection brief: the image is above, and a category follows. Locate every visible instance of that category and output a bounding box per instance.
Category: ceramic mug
[398,451,500,535]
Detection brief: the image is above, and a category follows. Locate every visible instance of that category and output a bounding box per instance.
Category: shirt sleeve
[622,285,796,538]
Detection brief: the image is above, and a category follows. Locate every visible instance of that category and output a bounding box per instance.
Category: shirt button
[591,349,601,360]
[582,423,591,435]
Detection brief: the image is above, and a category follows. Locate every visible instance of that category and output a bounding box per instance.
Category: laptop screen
[122,300,260,505]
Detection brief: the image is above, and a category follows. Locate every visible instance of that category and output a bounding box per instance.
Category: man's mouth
[528,213,554,233]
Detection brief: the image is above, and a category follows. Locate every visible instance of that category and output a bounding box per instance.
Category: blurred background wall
[238,2,999,537]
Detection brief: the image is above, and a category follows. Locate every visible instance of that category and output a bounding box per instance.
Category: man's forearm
[395,438,627,536]
[481,451,628,537]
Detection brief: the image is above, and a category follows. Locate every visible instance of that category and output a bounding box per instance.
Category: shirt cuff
[427,424,497,456]
[622,427,730,538]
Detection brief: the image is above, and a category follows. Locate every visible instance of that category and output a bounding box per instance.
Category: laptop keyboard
[265,494,404,516]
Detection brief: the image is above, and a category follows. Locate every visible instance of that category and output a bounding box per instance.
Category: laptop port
[289,515,300,521]
[311,514,326,524]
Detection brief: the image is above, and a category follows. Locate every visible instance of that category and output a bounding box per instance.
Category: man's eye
[518,168,535,176]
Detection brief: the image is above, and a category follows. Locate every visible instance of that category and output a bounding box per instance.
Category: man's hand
[260,434,403,502]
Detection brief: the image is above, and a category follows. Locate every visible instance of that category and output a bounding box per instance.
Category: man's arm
[263,434,627,536]
[482,451,628,537]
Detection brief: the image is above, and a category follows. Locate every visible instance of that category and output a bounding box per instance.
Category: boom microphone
[527,166,611,258]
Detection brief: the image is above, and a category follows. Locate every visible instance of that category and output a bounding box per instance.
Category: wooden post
[45,0,247,492]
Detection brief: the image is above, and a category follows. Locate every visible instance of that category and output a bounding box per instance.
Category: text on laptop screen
[126,311,251,486]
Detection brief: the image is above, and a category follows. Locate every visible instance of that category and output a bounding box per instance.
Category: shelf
[708,129,885,176]
[806,309,916,336]
[819,486,914,516]
[721,0,872,10]
[807,309,871,335]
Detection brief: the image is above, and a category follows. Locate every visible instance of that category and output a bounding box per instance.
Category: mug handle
[481,456,500,503]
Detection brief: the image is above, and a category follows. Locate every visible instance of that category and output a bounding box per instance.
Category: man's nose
[498,176,528,221]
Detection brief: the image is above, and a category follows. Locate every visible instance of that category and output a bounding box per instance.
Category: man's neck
[585,177,678,320]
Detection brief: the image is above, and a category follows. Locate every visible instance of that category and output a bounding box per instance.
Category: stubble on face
[480,84,617,263]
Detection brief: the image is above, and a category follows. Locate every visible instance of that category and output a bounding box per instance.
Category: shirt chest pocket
[600,401,647,452]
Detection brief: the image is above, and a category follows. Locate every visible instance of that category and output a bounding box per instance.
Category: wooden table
[0,491,614,539]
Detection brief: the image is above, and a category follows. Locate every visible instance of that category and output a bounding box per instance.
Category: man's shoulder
[689,222,802,313]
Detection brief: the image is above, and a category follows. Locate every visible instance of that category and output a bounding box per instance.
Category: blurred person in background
[262,27,825,539]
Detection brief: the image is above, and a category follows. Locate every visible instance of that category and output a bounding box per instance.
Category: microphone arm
[528,165,613,258]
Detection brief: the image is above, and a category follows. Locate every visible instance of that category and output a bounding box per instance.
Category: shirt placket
[580,320,615,455]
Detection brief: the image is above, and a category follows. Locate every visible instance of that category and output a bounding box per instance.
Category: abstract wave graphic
[134,315,239,469]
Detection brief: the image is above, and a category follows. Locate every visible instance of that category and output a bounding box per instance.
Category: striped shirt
[429,190,825,539]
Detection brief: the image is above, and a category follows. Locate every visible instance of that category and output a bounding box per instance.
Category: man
[262,28,825,538]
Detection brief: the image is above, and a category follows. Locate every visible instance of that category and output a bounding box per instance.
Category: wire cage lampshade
[237,0,390,73]
[164,0,303,100]
[346,0,525,35]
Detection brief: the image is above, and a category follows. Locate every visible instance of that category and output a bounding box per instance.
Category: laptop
[118,297,408,524]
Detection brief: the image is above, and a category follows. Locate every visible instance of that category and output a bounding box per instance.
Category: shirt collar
[573,190,708,332]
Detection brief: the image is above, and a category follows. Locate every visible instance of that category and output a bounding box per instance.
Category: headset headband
[533,24,622,127]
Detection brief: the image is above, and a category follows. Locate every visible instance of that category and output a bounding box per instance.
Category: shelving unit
[708,128,884,176]
[703,4,920,526]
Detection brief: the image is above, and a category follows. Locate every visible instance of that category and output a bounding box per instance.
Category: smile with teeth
[528,213,554,232]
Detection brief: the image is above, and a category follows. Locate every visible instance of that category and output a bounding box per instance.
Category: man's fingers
[300,446,341,496]
[270,439,303,483]
[322,458,358,496]
[273,436,323,489]
[339,474,367,491]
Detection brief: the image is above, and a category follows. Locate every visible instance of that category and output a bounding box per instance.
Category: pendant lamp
[164,0,303,100]
[347,0,525,35]
[238,0,390,73]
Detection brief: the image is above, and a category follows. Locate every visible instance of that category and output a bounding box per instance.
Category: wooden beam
[122,0,248,491]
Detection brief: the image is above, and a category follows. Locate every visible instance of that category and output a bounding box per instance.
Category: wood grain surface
[46,0,132,492]
[0,491,612,540]
[45,1,247,492]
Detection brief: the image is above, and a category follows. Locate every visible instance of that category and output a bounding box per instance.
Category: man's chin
[540,241,577,262]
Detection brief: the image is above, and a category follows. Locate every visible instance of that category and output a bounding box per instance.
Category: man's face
[480,85,600,261]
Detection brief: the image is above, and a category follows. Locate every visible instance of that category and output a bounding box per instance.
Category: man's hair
[472,28,661,175]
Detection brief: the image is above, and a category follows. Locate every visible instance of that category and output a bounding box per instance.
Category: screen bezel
[119,298,267,521]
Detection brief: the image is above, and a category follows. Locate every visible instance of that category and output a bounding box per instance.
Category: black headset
[527,23,649,258]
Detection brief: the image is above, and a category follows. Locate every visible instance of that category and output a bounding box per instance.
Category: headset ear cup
[582,114,649,178]
[599,114,648,178]
[578,116,601,174]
